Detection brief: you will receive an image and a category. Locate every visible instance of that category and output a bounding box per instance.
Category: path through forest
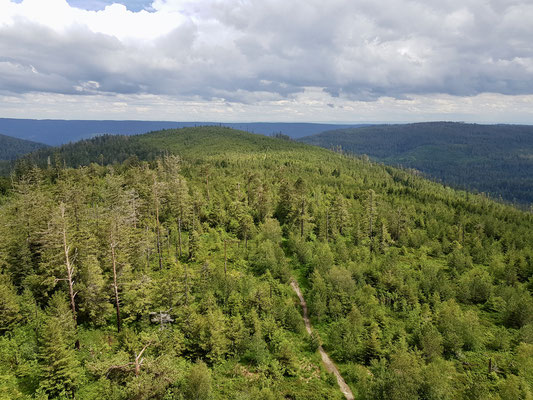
[290,280,355,400]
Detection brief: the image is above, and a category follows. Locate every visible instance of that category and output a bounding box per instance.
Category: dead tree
[106,342,152,377]
[110,238,122,333]
[59,203,78,326]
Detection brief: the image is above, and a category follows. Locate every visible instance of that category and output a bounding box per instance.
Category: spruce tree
[37,294,80,399]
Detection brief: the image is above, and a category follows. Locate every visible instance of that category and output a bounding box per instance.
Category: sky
[1,0,533,123]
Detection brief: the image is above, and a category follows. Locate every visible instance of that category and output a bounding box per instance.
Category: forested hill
[16,126,315,170]
[2,126,533,399]
[0,133,47,160]
[299,122,533,205]
[0,134,48,178]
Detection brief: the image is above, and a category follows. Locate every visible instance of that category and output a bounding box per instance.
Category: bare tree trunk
[111,241,122,333]
[60,203,77,326]
[134,342,151,376]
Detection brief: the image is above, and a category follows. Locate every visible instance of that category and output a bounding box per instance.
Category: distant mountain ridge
[0,118,368,145]
[299,121,533,205]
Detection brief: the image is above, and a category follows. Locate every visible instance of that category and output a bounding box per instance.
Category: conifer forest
[1,127,533,400]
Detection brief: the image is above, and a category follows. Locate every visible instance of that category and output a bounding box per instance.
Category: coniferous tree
[37,294,81,399]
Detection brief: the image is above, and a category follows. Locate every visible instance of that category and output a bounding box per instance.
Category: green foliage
[0,274,20,332]
[184,361,211,400]
[1,126,532,399]
[37,295,81,399]
[0,134,47,161]
[300,121,533,205]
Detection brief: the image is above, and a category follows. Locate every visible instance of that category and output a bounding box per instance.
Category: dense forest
[0,134,47,161]
[300,122,533,205]
[1,127,533,399]
[0,134,48,179]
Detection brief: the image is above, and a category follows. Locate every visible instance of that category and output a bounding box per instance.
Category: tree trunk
[60,204,77,326]
[134,343,151,377]
[111,242,122,333]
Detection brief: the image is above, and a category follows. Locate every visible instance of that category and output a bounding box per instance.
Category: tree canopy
[1,126,532,399]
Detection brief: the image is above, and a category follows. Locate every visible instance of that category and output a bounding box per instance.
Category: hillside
[0,118,365,145]
[0,134,48,179]
[16,126,317,171]
[300,122,533,205]
[1,127,532,400]
[0,133,47,160]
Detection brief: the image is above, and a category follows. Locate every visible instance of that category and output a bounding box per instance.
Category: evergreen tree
[37,294,80,399]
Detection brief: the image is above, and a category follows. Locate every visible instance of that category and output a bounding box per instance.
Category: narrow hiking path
[290,280,355,400]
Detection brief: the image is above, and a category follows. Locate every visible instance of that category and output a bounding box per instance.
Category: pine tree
[377,219,392,253]
[309,269,328,321]
[0,274,20,332]
[37,294,81,399]
[40,202,79,327]
[77,255,111,327]
[103,175,139,332]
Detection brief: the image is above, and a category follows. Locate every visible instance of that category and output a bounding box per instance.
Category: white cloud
[0,0,533,121]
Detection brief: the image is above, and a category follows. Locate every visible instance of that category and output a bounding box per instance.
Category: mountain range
[300,122,533,205]
[0,118,366,145]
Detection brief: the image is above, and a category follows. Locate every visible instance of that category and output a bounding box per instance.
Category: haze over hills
[300,122,533,205]
[0,118,366,145]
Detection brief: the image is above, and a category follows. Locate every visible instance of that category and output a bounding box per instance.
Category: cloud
[1,0,533,108]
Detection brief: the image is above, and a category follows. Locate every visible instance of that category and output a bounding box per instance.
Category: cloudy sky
[1,0,533,123]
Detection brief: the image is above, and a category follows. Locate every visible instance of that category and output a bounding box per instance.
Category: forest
[0,134,48,179]
[1,126,533,399]
[300,122,533,206]
[0,134,47,161]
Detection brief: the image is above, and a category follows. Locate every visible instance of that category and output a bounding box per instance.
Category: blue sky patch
[67,0,154,12]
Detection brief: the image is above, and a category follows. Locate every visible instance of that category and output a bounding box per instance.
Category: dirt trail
[290,280,355,400]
